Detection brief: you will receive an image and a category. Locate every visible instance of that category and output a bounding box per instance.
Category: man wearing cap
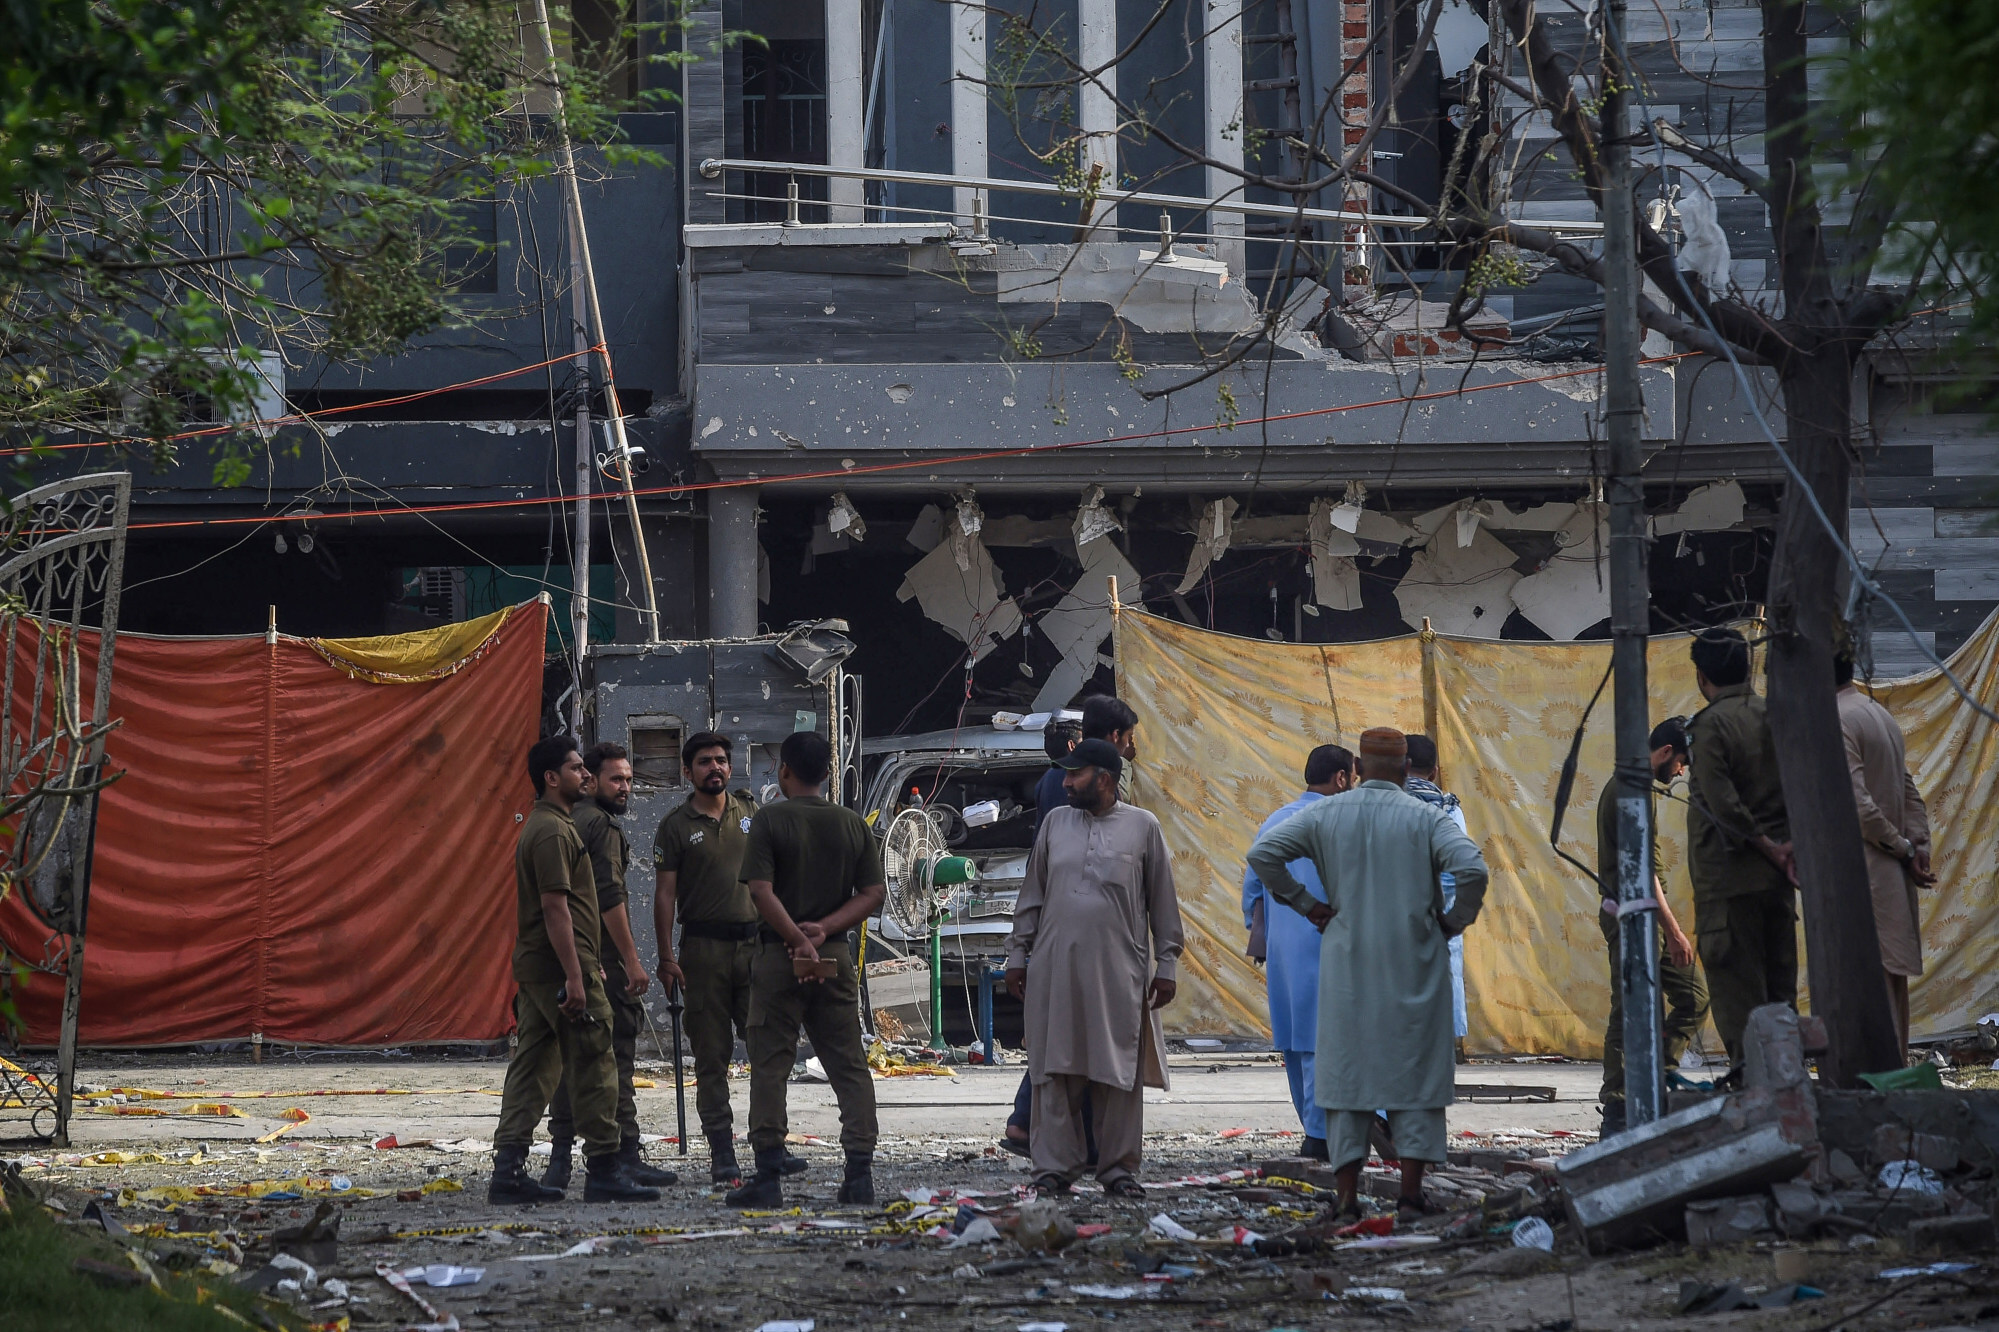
[1005,737,1183,1199]
[1595,718,1709,1134]
[1685,628,1796,1078]
[1246,727,1487,1223]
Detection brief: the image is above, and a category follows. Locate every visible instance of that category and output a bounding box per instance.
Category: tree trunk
[1762,350,1902,1087]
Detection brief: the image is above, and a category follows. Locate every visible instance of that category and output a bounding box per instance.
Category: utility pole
[1602,0,1662,1127]
[567,210,592,739]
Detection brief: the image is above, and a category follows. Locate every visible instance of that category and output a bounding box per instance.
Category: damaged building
[30,0,1997,724]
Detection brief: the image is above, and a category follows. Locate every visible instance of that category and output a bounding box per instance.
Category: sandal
[1103,1176,1147,1199]
[1031,1174,1071,1199]
[999,1132,1031,1159]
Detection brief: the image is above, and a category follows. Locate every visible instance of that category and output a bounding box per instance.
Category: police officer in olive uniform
[489,735,659,1205]
[542,742,678,1191]
[654,732,806,1186]
[1595,717,1711,1133]
[1685,629,1798,1080]
[726,729,885,1209]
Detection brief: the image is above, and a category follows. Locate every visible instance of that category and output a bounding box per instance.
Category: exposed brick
[1345,21,1369,38]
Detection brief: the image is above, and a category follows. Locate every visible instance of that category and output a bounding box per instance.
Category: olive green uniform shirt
[1595,777,1662,901]
[1686,684,1791,907]
[739,796,884,926]
[571,798,630,913]
[654,791,760,924]
[513,798,602,984]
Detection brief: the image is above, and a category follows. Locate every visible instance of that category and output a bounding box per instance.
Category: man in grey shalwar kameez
[1246,727,1488,1220]
[1006,738,1183,1198]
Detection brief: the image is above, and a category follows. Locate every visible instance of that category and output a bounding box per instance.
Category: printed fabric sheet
[1114,607,1999,1053]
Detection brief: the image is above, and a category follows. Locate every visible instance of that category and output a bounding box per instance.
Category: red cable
[123,353,1699,534]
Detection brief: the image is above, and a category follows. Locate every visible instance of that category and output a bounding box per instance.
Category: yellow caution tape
[631,1077,657,1088]
[737,1207,805,1219]
[255,1110,309,1143]
[419,1178,463,1195]
[78,1151,169,1166]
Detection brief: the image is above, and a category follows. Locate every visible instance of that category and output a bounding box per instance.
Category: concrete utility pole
[1602,0,1663,1127]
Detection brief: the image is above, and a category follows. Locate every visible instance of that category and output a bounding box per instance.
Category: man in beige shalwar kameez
[1836,652,1936,1053]
[1005,738,1182,1199]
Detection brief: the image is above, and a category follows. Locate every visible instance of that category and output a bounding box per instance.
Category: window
[741,39,829,223]
[628,716,686,788]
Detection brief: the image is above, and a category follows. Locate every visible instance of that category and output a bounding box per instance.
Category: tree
[1834,0,1999,387]
[2,0,694,483]
[977,0,1911,1083]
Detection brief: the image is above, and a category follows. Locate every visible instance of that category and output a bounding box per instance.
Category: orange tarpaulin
[0,602,546,1046]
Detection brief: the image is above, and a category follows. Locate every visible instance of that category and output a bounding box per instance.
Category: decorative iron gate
[0,472,130,1143]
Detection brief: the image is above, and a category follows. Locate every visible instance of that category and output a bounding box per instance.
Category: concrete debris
[908,503,945,552]
[1328,482,1367,534]
[1685,1195,1772,1247]
[1175,498,1239,594]
[1877,1159,1945,1195]
[1556,1083,1819,1251]
[1395,525,1522,636]
[896,536,1023,663]
[1907,1212,1997,1255]
[1870,1123,1962,1172]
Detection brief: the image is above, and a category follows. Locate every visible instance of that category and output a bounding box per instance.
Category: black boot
[539,1137,573,1192]
[1300,1135,1330,1162]
[779,1149,810,1177]
[1600,1100,1627,1136]
[724,1148,785,1209]
[582,1151,662,1203]
[618,1135,679,1187]
[835,1151,874,1206]
[708,1133,742,1187]
[489,1144,563,1205]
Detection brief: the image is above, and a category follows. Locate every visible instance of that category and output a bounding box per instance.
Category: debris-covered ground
[6,1051,1996,1331]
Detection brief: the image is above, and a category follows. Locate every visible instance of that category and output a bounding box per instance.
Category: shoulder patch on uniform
[689,830,705,844]
[739,816,752,833]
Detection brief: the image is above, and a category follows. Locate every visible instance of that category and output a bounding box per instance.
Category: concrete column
[708,485,760,638]
[1205,0,1245,275]
[826,0,866,220]
[951,1,988,227]
[1078,0,1119,228]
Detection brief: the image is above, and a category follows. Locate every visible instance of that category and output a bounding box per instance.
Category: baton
[666,980,688,1156]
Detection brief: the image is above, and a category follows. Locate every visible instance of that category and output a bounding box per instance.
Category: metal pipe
[698,156,1607,233]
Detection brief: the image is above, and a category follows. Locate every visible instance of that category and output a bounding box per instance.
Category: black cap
[1055,737,1124,778]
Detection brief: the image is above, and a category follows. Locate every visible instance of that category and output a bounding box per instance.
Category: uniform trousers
[1695,888,1798,1067]
[745,939,878,1156]
[1599,907,1712,1105]
[1030,1073,1142,1186]
[680,933,756,1139]
[495,974,621,1158]
[548,952,642,1146]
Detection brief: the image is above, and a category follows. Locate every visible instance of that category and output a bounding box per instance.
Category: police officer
[653,732,805,1186]
[542,742,678,1191]
[1596,717,1711,1133]
[488,735,659,1204]
[1685,629,1797,1081]
[726,730,885,1209]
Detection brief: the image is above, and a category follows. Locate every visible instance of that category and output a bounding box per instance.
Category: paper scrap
[1148,1213,1198,1241]
[404,1265,483,1287]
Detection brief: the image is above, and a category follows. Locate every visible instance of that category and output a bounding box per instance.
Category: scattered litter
[1512,1216,1555,1251]
[1013,1199,1078,1253]
[1345,1287,1406,1302]
[1069,1284,1144,1299]
[951,1262,981,1278]
[403,1265,483,1287]
[1148,1213,1198,1241]
[1218,1128,1252,1139]
[1018,1323,1068,1332]
[1336,1234,1442,1250]
[375,1263,459,1332]
[949,1218,1001,1247]
[1231,1226,1267,1246]
[1879,1262,1977,1280]
[1679,1279,1822,1313]
[322,1278,350,1301]
[751,1321,813,1332]
[1878,1160,1944,1195]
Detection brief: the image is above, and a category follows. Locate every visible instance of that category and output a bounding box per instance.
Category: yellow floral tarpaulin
[307,605,516,684]
[1114,606,1999,1053]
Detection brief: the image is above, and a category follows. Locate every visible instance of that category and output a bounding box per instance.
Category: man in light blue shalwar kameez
[1247,728,1488,1223]
[1240,744,1356,1161]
